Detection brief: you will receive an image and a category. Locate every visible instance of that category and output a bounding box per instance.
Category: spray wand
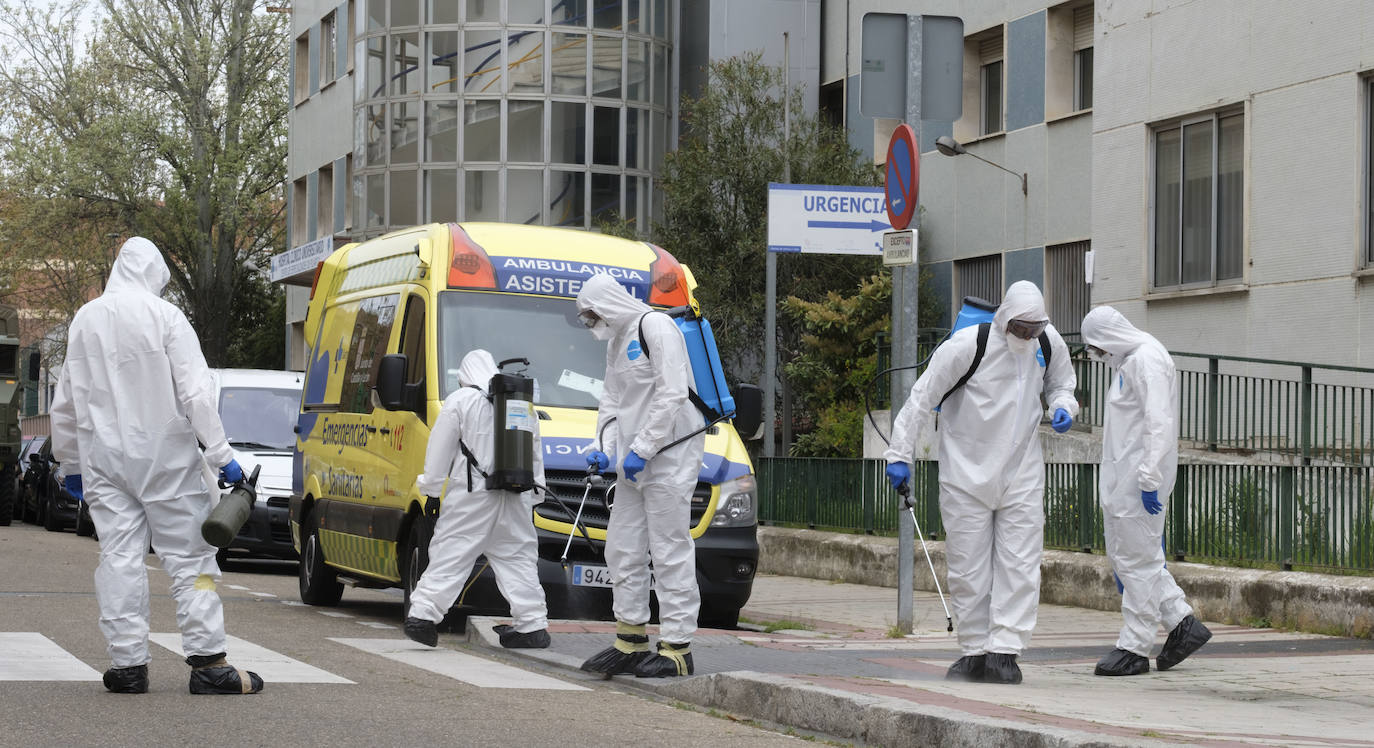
[897,479,953,633]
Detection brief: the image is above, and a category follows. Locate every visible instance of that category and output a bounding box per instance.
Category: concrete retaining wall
[758,525,1374,638]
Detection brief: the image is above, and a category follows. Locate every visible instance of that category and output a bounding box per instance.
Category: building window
[979,36,1003,136]
[293,33,309,103]
[956,254,1003,307]
[1368,78,1374,266]
[1072,5,1092,110]
[318,164,334,236]
[1152,110,1244,290]
[321,11,337,84]
[1046,241,1090,334]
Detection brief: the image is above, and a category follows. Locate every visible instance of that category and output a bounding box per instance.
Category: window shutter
[979,35,1003,64]
[1073,6,1093,51]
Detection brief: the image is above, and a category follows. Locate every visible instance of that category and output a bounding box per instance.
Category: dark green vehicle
[0,304,21,526]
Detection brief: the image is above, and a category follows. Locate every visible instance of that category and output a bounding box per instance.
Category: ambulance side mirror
[376,354,408,411]
[733,383,765,441]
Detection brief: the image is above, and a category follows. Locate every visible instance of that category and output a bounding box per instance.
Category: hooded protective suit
[576,274,705,644]
[50,237,237,668]
[407,350,548,632]
[1081,306,1192,657]
[885,281,1078,658]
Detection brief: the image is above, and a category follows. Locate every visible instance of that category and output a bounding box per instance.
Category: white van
[211,368,304,561]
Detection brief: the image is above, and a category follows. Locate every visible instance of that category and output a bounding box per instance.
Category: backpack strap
[456,384,491,492]
[1038,331,1053,370]
[638,311,721,421]
[937,322,990,408]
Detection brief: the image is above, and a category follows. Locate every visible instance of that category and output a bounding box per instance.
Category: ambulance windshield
[438,291,607,408]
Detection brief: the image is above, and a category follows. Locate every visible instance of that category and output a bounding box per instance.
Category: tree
[0,0,288,365]
[782,265,942,457]
[652,53,884,389]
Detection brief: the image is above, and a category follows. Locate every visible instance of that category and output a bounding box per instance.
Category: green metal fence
[759,457,1374,574]
[879,334,1374,466]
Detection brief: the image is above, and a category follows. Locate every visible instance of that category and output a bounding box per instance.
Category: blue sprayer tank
[951,296,998,333]
[677,314,735,419]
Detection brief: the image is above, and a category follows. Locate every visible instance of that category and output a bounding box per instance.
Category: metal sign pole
[764,32,791,459]
[892,14,924,635]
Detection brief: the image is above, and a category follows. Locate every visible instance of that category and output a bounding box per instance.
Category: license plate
[571,564,614,588]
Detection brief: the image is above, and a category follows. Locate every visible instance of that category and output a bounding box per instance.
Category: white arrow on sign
[767,183,891,256]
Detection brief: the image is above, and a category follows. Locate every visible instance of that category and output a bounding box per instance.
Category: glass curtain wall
[353,0,673,235]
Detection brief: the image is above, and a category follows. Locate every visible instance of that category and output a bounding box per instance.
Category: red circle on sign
[884,124,920,231]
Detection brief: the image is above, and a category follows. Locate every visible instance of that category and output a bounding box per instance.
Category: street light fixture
[935,135,1028,196]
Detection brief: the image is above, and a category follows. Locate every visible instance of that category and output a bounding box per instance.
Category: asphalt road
[0,522,803,747]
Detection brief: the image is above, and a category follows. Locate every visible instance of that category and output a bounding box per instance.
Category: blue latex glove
[64,474,83,501]
[1113,572,1124,595]
[219,459,244,484]
[885,462,911,493]
[1141,490,1162,515]
[586,450,610,473]
[622,451,646,483]
[1051,408,1073,433]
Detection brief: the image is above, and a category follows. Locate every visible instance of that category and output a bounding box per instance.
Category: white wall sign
[882,229,916,266]
[767,183,891,256]
[270,236,334,283]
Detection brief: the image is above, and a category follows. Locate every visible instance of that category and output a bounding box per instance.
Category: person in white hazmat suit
[48,237,263,696]
[884,281,1078,684]
[1081,306,1211,676]
[402,349,551,649]
[574,274,706,678]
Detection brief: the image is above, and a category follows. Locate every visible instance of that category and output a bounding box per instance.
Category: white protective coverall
[1081,306,1192,656]
[885,281,1078,656]
[576,274,706,644]
[49,237,237,668]
[407,350,549,632]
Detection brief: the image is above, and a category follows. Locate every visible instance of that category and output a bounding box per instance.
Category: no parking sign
[884,124,919,231]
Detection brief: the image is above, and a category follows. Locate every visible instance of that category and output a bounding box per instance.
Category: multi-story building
[823,0,1096,333]
[825,0,1372,375]
[280,0,820,368]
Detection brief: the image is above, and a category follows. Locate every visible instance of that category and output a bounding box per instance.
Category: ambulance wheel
[401,518,430,620]
[299,511,343,606]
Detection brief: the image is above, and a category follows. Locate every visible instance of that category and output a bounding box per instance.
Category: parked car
[210,368,303,562]
[22,438,77,532]
[5,436,36,524]
[18,435,48,524]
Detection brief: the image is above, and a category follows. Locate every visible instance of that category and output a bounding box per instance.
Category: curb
[758,526,1374,638]
[466,616,1170,748]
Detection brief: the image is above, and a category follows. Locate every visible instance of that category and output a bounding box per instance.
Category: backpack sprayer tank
[487,358,537,492]
[201,464,262,549]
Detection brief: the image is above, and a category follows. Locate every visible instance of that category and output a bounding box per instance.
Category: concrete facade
[821,1,1096,331]
[1092,1,1374,372]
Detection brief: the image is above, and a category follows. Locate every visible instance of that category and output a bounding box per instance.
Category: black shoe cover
[982,653,1023,684]
[103,664,149,694]
[404,617,438,647]
[945,654,986,681]
[1094,648,1150,676]
[633,642,694,678]
[493,624,551,649]
[1157,615,1212,671]
[580,646,650,678]
[187,656,263,695]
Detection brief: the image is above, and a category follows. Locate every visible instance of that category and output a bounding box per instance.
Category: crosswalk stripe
[331,638,589,691]
[149,633,355,684]
[0,633,102,681]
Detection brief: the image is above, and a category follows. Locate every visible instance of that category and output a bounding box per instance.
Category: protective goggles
[1006,318,1050,341]
[576,309,602,329]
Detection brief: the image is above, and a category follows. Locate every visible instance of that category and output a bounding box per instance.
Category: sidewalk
[470,574,1374,748]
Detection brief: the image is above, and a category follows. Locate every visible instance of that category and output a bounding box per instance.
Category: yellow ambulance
[290,222,763,627]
